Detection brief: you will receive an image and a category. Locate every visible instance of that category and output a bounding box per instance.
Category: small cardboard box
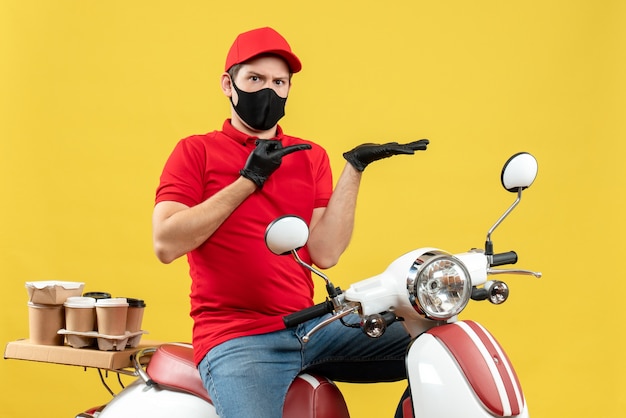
[4,339,161,370]
[25,281,85,305]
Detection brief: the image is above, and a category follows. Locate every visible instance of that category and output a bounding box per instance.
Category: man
[153,27,429,418]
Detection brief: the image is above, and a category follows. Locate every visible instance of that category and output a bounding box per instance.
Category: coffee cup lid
[64,296,96,308]
[125,298,146,308]
[83,291,112,300]
[95,297,129,307]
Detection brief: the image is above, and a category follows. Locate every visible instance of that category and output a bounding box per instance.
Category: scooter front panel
[407,333,496,417]
[424,320,525,417]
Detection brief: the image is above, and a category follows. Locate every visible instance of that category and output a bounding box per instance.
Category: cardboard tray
[4,339,162,370]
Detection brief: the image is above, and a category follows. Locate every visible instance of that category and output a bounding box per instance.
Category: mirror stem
[290,250,338,298]
[485,188,523,256]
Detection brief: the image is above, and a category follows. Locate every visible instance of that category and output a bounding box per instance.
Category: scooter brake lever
[302,304,359,343]
[488,268,542,278]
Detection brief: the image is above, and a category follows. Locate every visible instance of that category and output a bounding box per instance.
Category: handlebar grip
[491,251,518,266]
[283,300,334,328]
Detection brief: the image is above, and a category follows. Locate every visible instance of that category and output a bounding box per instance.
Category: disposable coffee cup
[83,292,111,330]
[28,302,65,345]
[95,298,128,336]
[124,298,146,332]
[64,296,96,332]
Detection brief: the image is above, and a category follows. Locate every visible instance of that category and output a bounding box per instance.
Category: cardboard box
[26,281,85,305]
[4,339,162,370]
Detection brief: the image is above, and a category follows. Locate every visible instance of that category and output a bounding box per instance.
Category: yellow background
[1,1,625,417]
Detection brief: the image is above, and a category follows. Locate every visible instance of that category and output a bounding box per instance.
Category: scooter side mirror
[486,152,538,256]
[265,215,310,255]
[501,152,538,192]
[265,215,336,296]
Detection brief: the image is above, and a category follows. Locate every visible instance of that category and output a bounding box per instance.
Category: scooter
[80,151,540,418]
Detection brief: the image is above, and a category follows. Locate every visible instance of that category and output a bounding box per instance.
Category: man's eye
[250,76,259,81]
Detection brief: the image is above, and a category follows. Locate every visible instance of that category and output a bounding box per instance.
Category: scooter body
[94,343,350,418]
[341,247,529,418]
[93,319,528,418]
[79,152,539,418]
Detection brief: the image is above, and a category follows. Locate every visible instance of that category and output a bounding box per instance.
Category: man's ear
[221,73,233,97]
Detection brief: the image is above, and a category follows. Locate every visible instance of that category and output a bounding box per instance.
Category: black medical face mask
[230,80,287,131]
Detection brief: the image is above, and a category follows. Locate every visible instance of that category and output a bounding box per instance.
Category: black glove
[343,139,430,172]
[240,140,312,188]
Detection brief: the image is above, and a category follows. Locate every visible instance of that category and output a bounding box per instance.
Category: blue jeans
[198,314,411,418]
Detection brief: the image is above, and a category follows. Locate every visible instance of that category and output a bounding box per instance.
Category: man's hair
[227,63,243,80]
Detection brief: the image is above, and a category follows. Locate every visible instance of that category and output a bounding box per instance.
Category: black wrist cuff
[342,152,367,172]
[240,169,265,188]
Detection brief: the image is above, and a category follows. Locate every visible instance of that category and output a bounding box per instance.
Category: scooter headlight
[408,251,472,321]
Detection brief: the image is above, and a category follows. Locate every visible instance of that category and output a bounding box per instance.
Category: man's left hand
[343,139,430,172]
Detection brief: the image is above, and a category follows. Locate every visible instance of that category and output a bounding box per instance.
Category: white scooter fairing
[406,320,528,418]
[98,378,217,417]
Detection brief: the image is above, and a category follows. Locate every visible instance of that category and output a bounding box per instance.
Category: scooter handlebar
[283,300,334,328]
[491,251,518,266]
